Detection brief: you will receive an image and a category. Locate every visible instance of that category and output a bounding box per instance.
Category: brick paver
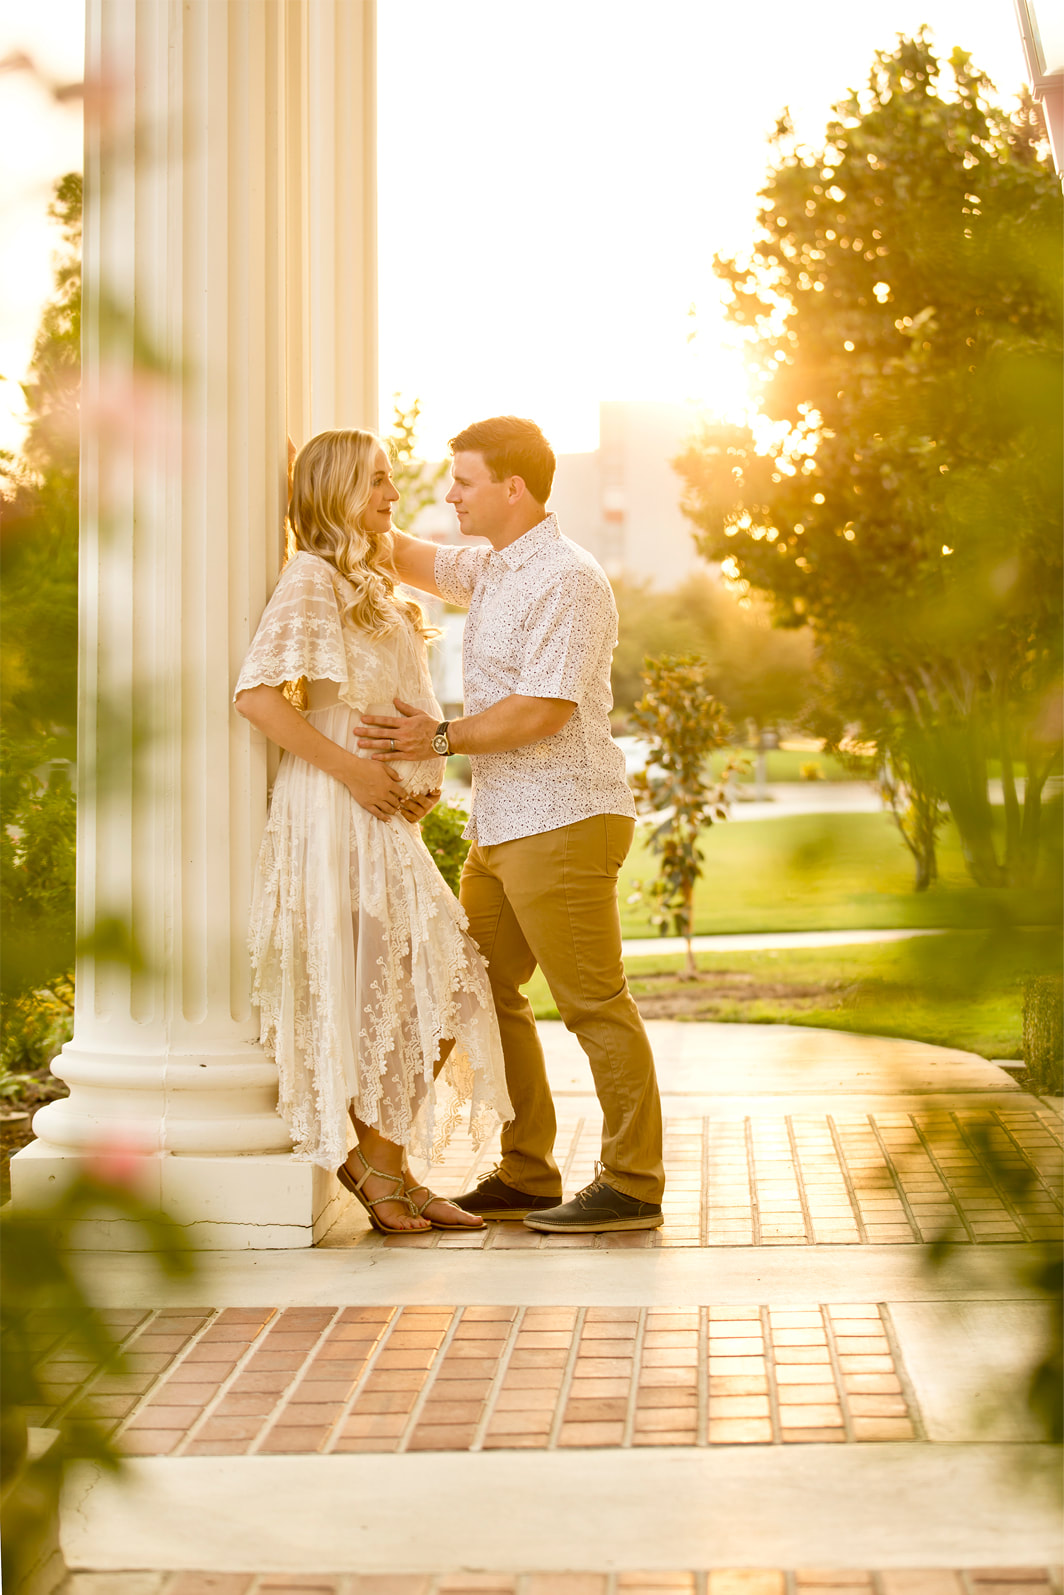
[38,1303,920,1457]
[62,1569,1064,1595]
[334,1108,1062,1252]
[43,1057,1062,1583]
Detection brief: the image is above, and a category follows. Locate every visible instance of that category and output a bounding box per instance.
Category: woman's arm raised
[235,684,407,822]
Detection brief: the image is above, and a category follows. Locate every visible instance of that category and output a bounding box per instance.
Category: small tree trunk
[1020,741,1061,885]
[878,747,940,893]
[683,884,697,979]
[948,806,1007,887]
[911,777,940,892]
[999,701,1022,882]
[912,844,935,893]
[938,728,1005,887]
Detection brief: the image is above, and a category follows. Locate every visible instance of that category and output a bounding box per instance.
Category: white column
[12,0,378,1249]
[285,0,378,444]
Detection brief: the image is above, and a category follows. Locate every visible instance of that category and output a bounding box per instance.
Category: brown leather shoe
[450,1169,562,1221]
[522,1179,664,1233]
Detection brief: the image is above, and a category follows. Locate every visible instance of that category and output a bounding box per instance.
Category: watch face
[431,734,448,755]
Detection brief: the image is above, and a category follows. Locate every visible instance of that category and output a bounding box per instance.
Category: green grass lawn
[619,810,1060,937]
[707,747,869,783]
[523,929,1061,1061]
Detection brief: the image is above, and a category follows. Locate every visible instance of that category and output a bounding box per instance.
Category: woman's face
[364,446,400,537]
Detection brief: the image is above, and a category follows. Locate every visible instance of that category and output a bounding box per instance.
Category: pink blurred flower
[80,1137,153,1190]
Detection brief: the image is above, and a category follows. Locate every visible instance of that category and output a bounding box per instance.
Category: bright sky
[0,0,1031,460]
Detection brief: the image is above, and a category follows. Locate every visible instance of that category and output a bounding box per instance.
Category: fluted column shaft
[13,0,378,1248]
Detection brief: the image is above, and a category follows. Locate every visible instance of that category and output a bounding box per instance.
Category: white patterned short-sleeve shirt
[434,514,636,846]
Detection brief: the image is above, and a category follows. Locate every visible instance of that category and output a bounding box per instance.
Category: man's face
[445,451,510,542]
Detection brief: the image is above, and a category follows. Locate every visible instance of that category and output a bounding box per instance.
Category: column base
[9,1144,347,1251]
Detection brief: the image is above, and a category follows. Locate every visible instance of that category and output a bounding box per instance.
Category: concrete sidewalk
[645,778,1018,824]
[621,926,947,957]
[46,1022,1062,1589]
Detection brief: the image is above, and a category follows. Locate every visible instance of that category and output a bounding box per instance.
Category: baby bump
[307,701,444,795]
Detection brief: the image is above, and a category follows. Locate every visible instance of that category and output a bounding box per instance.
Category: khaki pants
[459,813,665,1204]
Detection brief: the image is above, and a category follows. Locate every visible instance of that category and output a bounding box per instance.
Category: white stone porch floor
[59,1023,1063,1584]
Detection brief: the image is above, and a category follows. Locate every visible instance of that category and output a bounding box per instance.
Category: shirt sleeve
[513,572,617,702]
[233,555,349,698]
[434,543,490,609]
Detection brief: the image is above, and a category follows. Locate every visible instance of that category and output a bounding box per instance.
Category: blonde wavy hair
[288,429,430,639]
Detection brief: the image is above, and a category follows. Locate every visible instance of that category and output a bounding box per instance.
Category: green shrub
[420,798,471,896]
[1,753,76,1080]
[1023,974,1063,1095]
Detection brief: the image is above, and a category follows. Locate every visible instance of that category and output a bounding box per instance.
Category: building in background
[411,398,708,587]
[1013,0,1063,170]
[556,400,707,586]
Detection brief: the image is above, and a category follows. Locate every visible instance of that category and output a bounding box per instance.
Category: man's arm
[388,530,443,597]
[352,695,575,761]
[448,696,574,754]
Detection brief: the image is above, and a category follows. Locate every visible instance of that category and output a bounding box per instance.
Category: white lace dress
[234,551,512,1172]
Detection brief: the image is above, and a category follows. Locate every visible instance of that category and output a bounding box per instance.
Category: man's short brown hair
[449,416,556,506]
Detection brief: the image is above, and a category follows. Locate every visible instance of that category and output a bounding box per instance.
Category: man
[353,415,664,1232]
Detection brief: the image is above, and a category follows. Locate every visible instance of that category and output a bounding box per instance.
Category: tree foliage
[386,396,447,531]
[1,175,81,1060]
[629,655,733,974]
[674,35,1062,888]
[610,570,813,730]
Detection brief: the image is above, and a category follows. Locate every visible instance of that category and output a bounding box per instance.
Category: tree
[1,176,81,1065]
[810,644,946,891]
[610,570,814,732]
[629,655,733,975]
[1,174,80,750]
[674,34,1062,889]
[386,397,447,531]
[18,172,81,488]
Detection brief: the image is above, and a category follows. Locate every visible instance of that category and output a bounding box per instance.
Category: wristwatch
[430,721,451,756]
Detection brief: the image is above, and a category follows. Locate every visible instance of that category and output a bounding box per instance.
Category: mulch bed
[628,968,845,1021]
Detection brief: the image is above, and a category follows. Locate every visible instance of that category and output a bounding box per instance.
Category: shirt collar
[495,513,560,570]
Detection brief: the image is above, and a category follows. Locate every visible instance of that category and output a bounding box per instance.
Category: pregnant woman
[235,429,510,1233]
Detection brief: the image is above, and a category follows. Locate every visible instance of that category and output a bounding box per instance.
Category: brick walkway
[360,1106,1062,1251]
[64,1570,1064,1594]
[53,1023,1063,1580]
[35,1302,919,1457]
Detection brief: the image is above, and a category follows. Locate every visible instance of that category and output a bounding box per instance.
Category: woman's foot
[342,1148,431,1232]
[403,1173,485,1229]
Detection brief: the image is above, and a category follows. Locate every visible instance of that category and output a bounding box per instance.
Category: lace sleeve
[234,554,349,699]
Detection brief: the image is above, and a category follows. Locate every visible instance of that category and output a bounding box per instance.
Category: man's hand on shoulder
[389,531,442,597]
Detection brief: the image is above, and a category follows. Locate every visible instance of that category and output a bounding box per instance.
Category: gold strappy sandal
[403,1176,485,1232]
[336,1148,429,1233]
